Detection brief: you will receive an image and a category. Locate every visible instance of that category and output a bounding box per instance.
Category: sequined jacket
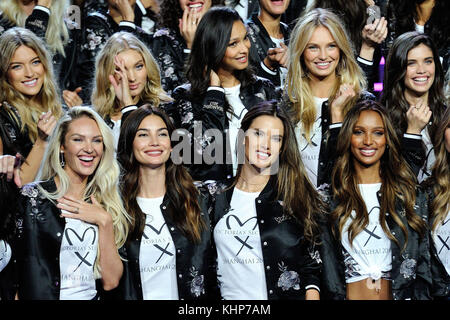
[319,186,440,300]
[208,178,322,300]
[116,188,218,300]
[167,76,280,182]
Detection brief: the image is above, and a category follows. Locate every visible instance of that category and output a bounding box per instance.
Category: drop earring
[60,152,65,168]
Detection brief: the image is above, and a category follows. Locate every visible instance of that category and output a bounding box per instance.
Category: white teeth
[147,151,162,155]
[360,149,376,156]
[23,79,37,86]
[256,151,269,158]
[189,3,202,8]
[79,156,94,161]
[413,77,428,82]
[317,62,329,66]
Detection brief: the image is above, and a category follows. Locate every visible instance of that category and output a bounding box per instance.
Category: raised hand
[330,83,356,123]
[179,7,201,49]
[63,87,83,108]
[406,100,432,135]
[362,17,388,47]
[109,55,134,108]
[37,111,57,142]
[0,153,23,187]
[264,42,289,70]
[57,195,112,227]
[114,0,136,22]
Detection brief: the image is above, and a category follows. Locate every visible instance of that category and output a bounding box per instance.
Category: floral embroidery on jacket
[399,257,417,280]
[277,262,300,291]
[189,266,205,297]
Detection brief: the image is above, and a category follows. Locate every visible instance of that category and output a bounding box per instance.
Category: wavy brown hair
[331,100,427,249]
[233,100,326,243]
[117,105,205,243]
[426,106,449,231]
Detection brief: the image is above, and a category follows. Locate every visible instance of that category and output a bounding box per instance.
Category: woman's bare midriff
[346,278,392,300]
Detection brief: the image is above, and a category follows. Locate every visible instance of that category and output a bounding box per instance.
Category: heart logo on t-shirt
[226,215,258,257]
[65,227,97,272]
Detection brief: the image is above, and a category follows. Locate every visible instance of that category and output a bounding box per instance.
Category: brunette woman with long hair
[422,107,450,298]
[382,31,447,181]
[170,6,279,182]
[116,105,216,300]
[320,100,436,300]
[211,100,324,299]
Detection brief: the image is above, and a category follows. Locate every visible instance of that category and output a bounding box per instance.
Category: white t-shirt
[214,188,267,300]
[341,183,392,283]
[417,127,435,183]
[224,84,247,176]
[295,97,327,187]
[111,119,121,151]
[432,209,450,276]
[59,217,99,300]
[270,36,288,87]
[0,240,11,273]
[137,196,179,300]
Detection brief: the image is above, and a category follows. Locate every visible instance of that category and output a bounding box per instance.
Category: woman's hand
[37,111,57,142]
[330,84,356,123]
[406,101,432,135]
[109,55,134,108]
[264,42,289,70]
[63,87,83,108]
[0,153,22,187]
[362,17,388,47]
[57,195,112,228]
[209,69,221,87]
[114,0,136,22]
[179,7,201,49]
[37,0,52,8]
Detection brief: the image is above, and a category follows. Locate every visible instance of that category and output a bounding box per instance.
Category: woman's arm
[57,195,123,291]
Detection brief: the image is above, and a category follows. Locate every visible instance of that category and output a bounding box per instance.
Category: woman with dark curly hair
[149,0,223,95]
[168,6,279,182]
[320,100,441,300]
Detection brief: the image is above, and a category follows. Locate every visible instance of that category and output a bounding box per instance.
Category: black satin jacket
[208,178,322,300]
[13,179,102,300]
[167,76,280,182]
[319,186,443,300]
[246,13,291,87]
[117,188,219,300]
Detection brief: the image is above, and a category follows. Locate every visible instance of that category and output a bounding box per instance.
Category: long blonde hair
[286,8,366,140]
[0,27,62,143]
[92,32,171,119]
[0,0,70,56]
[36,106,131,278]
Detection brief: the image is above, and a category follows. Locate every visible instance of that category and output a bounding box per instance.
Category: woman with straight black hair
[116,105,217,300]
[382,31,447,181]
[169,6,279,182]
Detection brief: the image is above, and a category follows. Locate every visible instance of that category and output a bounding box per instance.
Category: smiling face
[244,115,284,171]
[61,116,104,181]
[350,110,386,170]
[403,43,435,99]
[218,20,251,74]
[178,0,211,14]
[7,45,45,97]
[115,49,147,101]
[302,25,340,82]
[259,0,290,16]
[133,114,172,169]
